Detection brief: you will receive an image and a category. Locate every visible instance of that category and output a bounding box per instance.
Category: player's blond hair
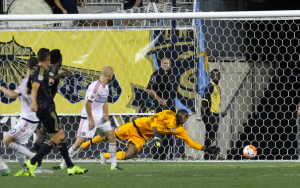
[101,66,114,76]
[161,57,171,62]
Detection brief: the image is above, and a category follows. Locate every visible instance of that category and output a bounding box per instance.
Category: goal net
[1,8,300,161]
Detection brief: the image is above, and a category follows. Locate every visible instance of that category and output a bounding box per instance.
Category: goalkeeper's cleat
[34,166,54,174]
[0,167,11,176]
[67,166,88,176]
[100,153,106,165]
[111,166,123,170]
[14,170,30,177]
[52,164,64,170]
[24,160,37,177]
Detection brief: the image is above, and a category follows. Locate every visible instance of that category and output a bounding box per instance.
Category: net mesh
[0,10,300,161]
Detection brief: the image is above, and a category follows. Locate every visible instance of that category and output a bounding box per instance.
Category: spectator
[55,0,86,14]
[124,0,143,10]
[147,0,164,11]
[201,69,221,160]
[124,0,143,26]
[146,57,173,160]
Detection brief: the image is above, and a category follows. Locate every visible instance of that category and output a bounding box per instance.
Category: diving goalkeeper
[81,109,220,161]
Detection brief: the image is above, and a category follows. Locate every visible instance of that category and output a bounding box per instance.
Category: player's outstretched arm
[50,71,74,81]
[204,146,221,157]
[175,129,221,157]
[0,86,18,99]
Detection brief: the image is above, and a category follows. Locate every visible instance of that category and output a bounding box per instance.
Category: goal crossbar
[1,10,300,21]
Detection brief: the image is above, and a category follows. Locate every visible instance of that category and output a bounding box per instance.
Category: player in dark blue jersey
[33,49,74,173]
[26,48,87,176]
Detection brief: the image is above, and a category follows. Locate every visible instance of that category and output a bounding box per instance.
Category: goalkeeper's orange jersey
[133,110,203,150]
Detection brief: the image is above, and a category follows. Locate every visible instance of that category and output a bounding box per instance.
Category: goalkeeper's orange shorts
[114,122,146,152]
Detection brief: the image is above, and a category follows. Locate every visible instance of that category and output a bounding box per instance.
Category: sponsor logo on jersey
[91,94,95,99]
[38,75,43,81]
[49,72,54,76]
[82,132,86,136]
[116,128,119,132]
[172,128,176,132]
[10,128,17,134]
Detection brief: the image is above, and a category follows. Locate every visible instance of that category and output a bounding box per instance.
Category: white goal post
[1,10,300,161]
[1,11,300,20]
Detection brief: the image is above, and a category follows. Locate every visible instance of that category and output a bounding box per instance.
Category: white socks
[8,142,35,158]
[15,152,27,172]
[109,143,116,167]
[60,145,82,168]
[0,156,8,169]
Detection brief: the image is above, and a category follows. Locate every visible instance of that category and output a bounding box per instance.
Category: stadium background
[0,0,299,161]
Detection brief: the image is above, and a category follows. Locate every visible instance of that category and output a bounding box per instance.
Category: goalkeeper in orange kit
[81,109,220,162]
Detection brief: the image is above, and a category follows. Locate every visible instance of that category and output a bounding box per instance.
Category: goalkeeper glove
[205,146,221,157]
[153,136,162,147]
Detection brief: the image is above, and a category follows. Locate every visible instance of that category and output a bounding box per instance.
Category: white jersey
[14,77,39,122]
[81,80,108,118]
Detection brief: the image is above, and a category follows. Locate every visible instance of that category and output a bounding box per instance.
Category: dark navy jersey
[27,65,52,111]
[47,65,59,101]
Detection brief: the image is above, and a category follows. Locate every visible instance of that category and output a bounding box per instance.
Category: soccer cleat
[34,166,54,174]
[100,153,106,165]
[52,164,64,170]
[111,166,123,170]
[0,167,11,176]
[24,160,38,177]
[67,166,88,176]
[14,170,30,177]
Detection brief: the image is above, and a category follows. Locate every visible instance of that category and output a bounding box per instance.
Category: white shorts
[9,118,39,144]
[77,117,112,138]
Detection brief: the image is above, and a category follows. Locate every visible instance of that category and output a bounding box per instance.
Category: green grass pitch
[1,162,300,188]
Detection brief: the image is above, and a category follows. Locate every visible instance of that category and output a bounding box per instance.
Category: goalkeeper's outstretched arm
[174,127,220,156]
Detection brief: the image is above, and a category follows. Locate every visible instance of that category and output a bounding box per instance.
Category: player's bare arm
[31,82,40,112]
[0,86,18,99]
[50,71,74,81]
[103,101,109,121]
[49,71,74,86]
[85,100,95,130]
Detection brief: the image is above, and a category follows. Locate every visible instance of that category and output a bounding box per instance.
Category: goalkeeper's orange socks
[81,135,106,149]
[103,151,126,160]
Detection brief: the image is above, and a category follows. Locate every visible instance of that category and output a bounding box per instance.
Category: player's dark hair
[177,109,188,116]
[27,57,38,69]
[211,69,220,75]
[37,48,50,62]
[50,49,62,64]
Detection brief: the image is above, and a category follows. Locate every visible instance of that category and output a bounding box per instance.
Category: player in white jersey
[0,57,40,176]
[53,66,122,170]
